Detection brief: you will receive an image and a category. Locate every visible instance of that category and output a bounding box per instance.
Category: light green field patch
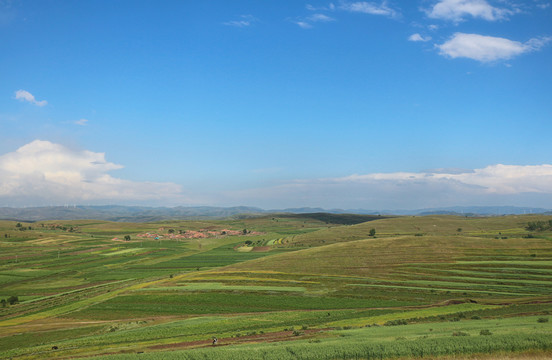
[403,266,552,279]
[346,283,533,296]
[455,260,552,266]
[101,248,145,256]
[441,275,552,286]
[7,277,86,290]
[236,246,253,252]
[328,303,501,327]
[138,282,307,292]
[0,268,53,277]
[401,278,535,290]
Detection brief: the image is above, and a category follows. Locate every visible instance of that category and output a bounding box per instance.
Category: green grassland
[0,214,551,359]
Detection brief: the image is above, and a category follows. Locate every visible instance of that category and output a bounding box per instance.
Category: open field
[1,214,551,359]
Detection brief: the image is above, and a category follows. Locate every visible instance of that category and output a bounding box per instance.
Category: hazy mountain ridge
[0,205,550,222]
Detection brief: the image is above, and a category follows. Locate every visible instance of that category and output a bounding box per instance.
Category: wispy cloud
[426,0,516,22]
[340,1,400,18]
[14,90,47,107]
[74,118,88,126]
[223,15,258,28]
[306,3,336,11]
[0,140,184,206]
[409,33,432,42]
[437,32,552,62]
[293,13,336,29]
[295,1,398,29]
[308,13,335,22]
[0,0,17,27]
[294,21,313,29]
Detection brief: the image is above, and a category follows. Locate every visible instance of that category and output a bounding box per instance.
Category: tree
[369,228,376,237]
[243,228,248,235]
[526,221,550,232]
[7,296,18,305]
[124,235,131,241]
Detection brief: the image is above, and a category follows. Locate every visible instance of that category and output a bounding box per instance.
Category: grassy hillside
[0,214,551,359]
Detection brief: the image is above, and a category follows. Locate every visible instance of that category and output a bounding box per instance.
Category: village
[132,228,262,241]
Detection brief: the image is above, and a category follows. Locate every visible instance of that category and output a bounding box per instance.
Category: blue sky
[1,0,552,209]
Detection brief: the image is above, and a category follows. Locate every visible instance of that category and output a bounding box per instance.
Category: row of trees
[1,296,19,307]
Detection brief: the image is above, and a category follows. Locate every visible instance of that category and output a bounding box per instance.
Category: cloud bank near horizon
[2,140,552,209]
[222,164,552,209]
[0,140,184,206]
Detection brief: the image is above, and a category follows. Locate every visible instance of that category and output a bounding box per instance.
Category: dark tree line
[526,220,552,232]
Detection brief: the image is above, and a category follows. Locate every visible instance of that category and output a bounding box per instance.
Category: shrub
[384,319,408,326]
[453,331,470,336]
[480,329,492,336]
[537,317,549,323]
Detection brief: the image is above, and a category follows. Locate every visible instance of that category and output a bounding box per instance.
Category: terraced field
[0,214,551,359]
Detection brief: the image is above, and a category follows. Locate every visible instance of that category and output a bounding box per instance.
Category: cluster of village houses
[134,228,259,240]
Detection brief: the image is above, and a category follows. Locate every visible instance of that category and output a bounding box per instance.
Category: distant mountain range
[0,205,550,222]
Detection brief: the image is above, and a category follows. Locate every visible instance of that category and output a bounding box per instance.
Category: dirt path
[148,328,326,351]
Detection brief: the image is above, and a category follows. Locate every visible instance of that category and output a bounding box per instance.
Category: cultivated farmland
[0,214,551,359]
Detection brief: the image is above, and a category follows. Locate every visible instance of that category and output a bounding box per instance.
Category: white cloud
[14,90,47,107]
[437,33,551,62]
[294,13,335,29]
[409,33,432,42]
[426,0,515,22]
[0,140,184,206]
[340,1,400,18]
[220,164,552,209]
[294,21,313,29]
[75,119,88,126]
[297,1,396,29]
[308,13,335,22]
[223,15,257,28]
[306,3,336,11]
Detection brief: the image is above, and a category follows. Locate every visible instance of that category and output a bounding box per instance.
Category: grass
[1,214,552,359]
[84,316,552,360]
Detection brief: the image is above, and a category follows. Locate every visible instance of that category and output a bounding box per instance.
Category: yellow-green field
[1,214,551,359]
